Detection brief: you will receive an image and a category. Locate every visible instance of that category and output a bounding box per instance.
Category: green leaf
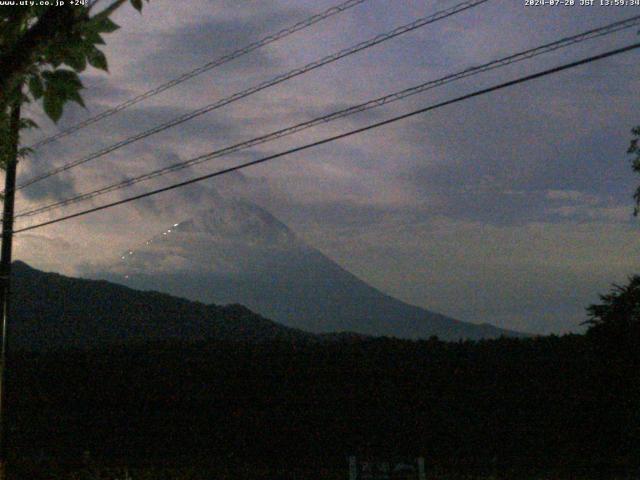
[65,47,87,72]
[42,69,84,96]
[18,147,34,159]
[43,92,64,123]
[28,75,43,100]
[90,16,119,34]
[131,0,143,11]
[69,90,86,108]
[41,69,85,122]
[84,30,106,46]
[87,48,108,71]
[20,118,38,130]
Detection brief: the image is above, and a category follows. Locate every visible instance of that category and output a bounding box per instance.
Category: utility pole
[0,97,22,480]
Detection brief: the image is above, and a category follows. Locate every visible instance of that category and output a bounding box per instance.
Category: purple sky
[12,0,640,334]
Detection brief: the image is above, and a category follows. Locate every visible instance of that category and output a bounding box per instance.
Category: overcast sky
[12,0,640,334]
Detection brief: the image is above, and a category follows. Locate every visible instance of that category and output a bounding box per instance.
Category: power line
[13,41,640,235]
[27,0,370,150]
[13,0,489,194]
[14,14,640,220]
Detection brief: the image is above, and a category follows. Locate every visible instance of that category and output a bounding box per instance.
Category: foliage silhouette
[0,0,150,168]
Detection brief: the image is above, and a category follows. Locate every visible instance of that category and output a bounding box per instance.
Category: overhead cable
[27,0,372,150]
[14,41,640,234]
[15,14,640,220]
[13,0,489,193]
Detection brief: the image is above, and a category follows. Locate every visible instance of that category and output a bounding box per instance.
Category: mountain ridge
[85,197,525,340]
[9,260,319,351]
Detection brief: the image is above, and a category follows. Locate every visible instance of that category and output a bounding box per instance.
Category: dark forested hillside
[5,262,638,478]
[9,261,315,350]
[6,333,639,479]
[9,260,522,353]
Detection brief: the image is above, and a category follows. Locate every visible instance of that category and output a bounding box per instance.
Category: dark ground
[4,332,639,479]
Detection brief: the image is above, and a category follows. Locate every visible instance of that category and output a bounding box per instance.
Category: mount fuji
[90,196,523,340]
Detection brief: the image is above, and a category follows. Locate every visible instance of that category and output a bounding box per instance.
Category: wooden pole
[0,97,22,480]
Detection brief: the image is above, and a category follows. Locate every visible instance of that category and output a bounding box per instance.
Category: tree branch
[0,7,74,112]
[0,0,129,113]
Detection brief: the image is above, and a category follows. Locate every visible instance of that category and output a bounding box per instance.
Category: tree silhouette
[0,0,150,116]
[0,0,152,169]
[585,277,640,333]
[628,127,640,215]
[584,276,640,362]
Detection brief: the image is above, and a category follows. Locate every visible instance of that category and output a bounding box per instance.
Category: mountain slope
[9,261,315,350]
[91,197,523,340]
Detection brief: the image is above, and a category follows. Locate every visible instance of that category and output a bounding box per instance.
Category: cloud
[14,234,78,275]
[295,215,640,334]
[11,0,640,335]
[15,141,80,205]
[545,190,598,203]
